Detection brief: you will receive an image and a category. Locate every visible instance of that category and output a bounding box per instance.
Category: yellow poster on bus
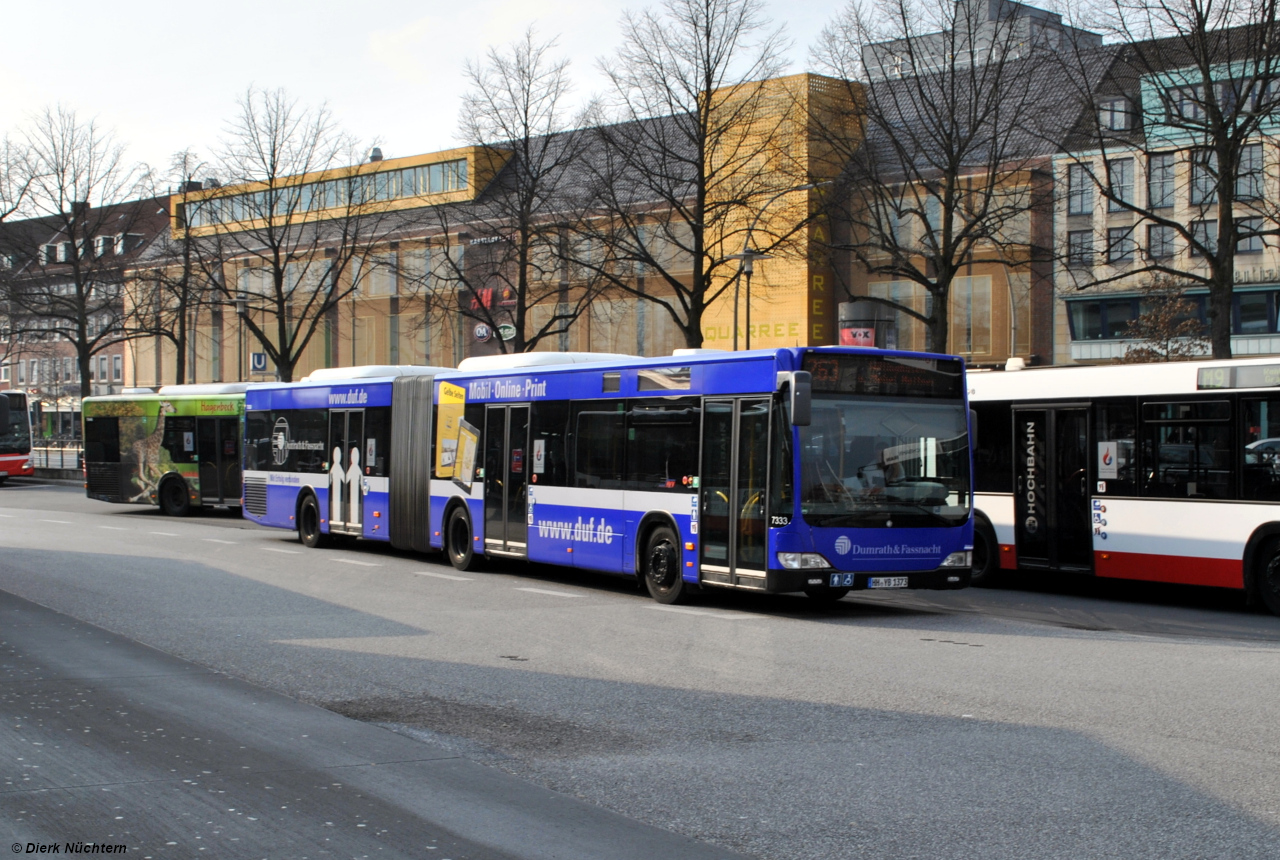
[435,381,466,479]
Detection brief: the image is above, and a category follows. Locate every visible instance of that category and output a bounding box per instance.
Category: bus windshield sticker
[453,419,480,492]
[532,439,545,474]
[1098,441,1118,479]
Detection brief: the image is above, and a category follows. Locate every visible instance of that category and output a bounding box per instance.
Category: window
[244,411,274,472]
[1190,220,1218,256]
[97,356,107,382]
[1095,400,1137,496]
[625,398,699,491]
[1067,230,1093,267]
[1244,398,1280,500]
[951,275,991,354]
[1107,227,1135,263]
[161,416,198,464]
[1141,400,1231,499]
[16,361,24,384]
[972,401,1012,493]
[1190,150,1218,205]
[1236,291,1271,335]
[1238,217,1265,254]
[1067,164,1093,215]
[636,366,691,391]
[574,401,626,489]
[1148,224,1176,258]
[362,407,391,477]
[602,372,620,393]
[1107,158,1133,211]
[1167,85,1206,122]
[112,355,122,382]
[94,236,113,257]
[1148,153,1175,208]
[1068,298,1139,340]
[531,401,570,486]
[1098,98,1131,131]
[0,364,7,382]
[1237,143,1264,200]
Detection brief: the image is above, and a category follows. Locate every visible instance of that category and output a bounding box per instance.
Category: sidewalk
[0,589,747,859]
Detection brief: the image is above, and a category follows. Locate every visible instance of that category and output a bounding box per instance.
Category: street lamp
[726,181,823,351]
[233,292,249,382]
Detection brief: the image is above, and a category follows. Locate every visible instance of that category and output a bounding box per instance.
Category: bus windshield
[799,396,970,528]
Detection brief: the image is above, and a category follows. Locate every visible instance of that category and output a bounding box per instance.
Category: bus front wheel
[1255,537,1280,616]
[159,478,190,517]
[298,495,328,548]
[643,525,687,604]
[446,507,483,572]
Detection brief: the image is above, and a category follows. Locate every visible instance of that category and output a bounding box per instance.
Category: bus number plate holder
[867,576,908,589]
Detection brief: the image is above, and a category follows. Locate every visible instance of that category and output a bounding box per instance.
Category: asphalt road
[2,483,1279,859]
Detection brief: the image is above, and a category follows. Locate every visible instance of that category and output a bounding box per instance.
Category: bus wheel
[298,495,327,549]
[1255,537,1280,616]
[642,525,687,604]
[159,478,190,517]
[446,507,483,572]
[970,519,1002,588]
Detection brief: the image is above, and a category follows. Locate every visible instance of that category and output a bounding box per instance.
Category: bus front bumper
[767,566,972,593]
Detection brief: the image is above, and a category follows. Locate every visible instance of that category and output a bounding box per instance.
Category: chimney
[369,147,384,163]
[181,180,203,193]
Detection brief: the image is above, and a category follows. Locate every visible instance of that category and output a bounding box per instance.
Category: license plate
[868,576,909,589]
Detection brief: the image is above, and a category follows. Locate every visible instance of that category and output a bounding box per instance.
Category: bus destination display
[1197,364,1280,390]
[802,354,963,398]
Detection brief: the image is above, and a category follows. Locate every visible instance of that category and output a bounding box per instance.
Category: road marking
[97,526,127,531]
[39,519,72,524]
[647,605,753,620]
[149,531,178,537]
[0,513,10,517]
[332,558,380,567]
[262,547,300,555]
[515,587,580,598]
[415,571,472,581]
[202,538,236,545]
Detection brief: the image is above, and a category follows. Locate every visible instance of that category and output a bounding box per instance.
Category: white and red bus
[0,391,34,483]
[968,356,1280,615]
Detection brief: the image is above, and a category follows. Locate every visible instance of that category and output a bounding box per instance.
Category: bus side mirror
[0,396,9,428]
[790,371,811,426]
[969,408,978,450]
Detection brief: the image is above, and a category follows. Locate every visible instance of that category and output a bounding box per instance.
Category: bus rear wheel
[643,525,687,604]
[159,478,190,517]
[298,494,328,548]
[970,518,1002,587]
[1255,537,1280,616]
[446,507,483,572]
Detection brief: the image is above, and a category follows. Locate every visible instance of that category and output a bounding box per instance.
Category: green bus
[82,383,247,516]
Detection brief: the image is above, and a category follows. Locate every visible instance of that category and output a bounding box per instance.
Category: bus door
[1012,406,1093,572]
[196,417,240,504]
[700,398,771,587]
[328,409,365,533]
[484,404,530,556]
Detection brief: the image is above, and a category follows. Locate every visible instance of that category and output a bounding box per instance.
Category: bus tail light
[941,551,971,568]
[777,552,831,569]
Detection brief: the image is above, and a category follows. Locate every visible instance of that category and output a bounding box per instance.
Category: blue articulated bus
[245,348,974,604]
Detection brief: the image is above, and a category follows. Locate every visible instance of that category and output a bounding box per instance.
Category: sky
[0,0,840,184]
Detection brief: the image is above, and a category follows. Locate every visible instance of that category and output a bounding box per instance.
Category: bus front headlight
[777,552,832,569]
[940,551,971,568]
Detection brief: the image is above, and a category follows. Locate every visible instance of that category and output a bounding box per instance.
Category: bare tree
[408,29,598,354]
[1055,0,1280,358]
[0,107,155,397]
[1116,275,1211,361]
[811,0,1076,354]
[583,0,801,349]
[190,87,399,382]
[126,150,216,384]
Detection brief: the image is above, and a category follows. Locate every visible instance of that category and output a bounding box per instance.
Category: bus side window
[364,407,391,477]
[972,402,1012,494]
[244,411,273,471]
[162,416,197,464]
[1095,401,1136,496]
[573,401,625,490]
[625,397,698,491]
[1243,398,1280,501]
[84,416,121,464]
[531,400,569,486]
